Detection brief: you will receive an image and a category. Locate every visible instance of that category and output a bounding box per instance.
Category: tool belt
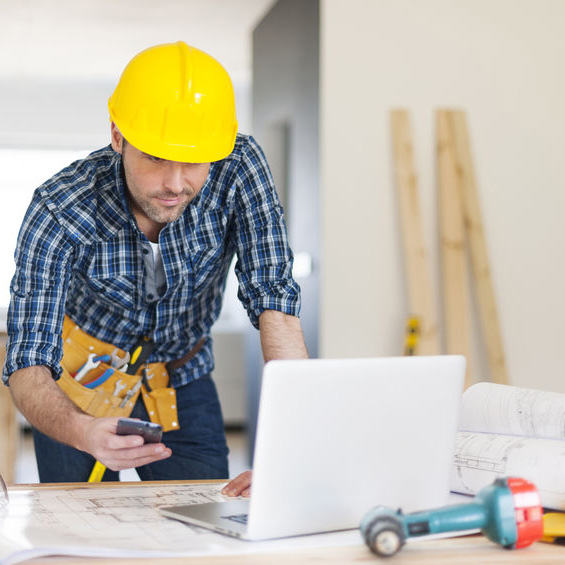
[58,316,183,431]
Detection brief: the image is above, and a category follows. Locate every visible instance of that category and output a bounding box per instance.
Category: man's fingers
[222,470,253,497]
[82,416,173,471]
[108,450,172,471]
[106,434,145,449]
[98,443,172,471]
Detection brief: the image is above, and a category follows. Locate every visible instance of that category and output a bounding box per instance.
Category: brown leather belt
[166,338,205,372]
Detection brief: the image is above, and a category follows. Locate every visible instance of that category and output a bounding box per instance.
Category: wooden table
[4,482,565,564]
[12,538,565,565]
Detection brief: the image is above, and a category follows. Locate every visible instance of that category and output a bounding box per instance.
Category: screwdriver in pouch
[125,336,156,375]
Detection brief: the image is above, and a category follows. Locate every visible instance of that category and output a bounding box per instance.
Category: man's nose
[163,162,186,193]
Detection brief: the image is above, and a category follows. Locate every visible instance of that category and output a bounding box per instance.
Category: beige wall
[320,0,565,391]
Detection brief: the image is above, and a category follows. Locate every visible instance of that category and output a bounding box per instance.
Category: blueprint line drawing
[459,382,565,440]
[451,383,565,510]
[0,483,358,565]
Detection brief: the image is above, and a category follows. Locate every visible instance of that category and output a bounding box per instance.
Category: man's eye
[146,154,164,163]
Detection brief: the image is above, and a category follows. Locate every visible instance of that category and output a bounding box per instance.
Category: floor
[14,427,250,484]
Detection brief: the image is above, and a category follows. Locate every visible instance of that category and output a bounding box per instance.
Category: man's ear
[110,122,124,154]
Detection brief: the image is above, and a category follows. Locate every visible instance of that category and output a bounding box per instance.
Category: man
[2,41,307,495]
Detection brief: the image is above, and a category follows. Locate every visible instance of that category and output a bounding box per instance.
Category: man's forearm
[258,310,309,361]
[9,366,91,452]
[9,366,172,471]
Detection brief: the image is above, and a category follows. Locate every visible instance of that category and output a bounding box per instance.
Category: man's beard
[135,193,191,224]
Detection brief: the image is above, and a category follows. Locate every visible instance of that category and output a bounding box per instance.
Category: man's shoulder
[34,146,126,243]
[211,134,268,183]
[224,133,263,163]
[38,146,117,201]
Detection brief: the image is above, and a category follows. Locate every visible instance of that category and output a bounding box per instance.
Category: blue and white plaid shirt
[3,134,300,388]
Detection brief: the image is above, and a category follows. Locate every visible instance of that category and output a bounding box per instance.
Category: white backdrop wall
[320,0,565,391]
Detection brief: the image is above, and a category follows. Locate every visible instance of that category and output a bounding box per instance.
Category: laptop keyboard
[222,513,249,525]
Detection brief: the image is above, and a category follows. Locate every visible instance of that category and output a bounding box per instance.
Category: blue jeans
[33,375,230,483]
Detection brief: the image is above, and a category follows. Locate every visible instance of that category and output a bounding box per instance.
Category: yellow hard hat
[108,41,238,163]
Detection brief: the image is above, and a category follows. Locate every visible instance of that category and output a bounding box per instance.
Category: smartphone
[116,418,163,443]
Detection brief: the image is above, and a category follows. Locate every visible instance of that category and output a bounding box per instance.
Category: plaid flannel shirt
[3,134,300,387]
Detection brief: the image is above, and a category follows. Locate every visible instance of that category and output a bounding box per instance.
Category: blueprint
[450,383,565,510]
[450,431,565,510]
[459,382,565,439]
[0,483,359,564]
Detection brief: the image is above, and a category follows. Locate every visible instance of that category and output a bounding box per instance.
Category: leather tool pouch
[58,316,179,431]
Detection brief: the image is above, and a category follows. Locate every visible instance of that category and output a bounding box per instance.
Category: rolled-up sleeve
[3,193,73,384]
[232,137,301,329]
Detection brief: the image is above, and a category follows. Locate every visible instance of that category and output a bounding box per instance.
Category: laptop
[160,355,465,540]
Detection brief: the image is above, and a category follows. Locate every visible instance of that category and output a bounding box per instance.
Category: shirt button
[142,248,150,255]
[147,293,154,300]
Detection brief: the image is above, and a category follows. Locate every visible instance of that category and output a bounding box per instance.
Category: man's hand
[222,470,253,498]
[80,417,172,471]
[9,366,171,470]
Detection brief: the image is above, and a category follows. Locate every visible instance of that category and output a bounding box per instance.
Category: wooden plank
[448,111,509,385]
[0,333,18,484]
[390,110,440,355]
[437,110,473,388]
